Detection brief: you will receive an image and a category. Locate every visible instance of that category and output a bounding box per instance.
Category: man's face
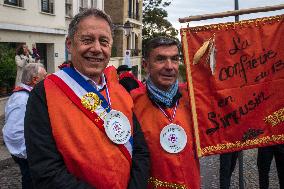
[36,67,47,83]
[66,16,113,83]
[31,67,47,86]
[144,45,179,91]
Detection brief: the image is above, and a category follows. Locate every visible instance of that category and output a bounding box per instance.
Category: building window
[79,0,88,12]
[41,0,54,14]
[4,0,23,7]
[136,0,139,20]
[128,0,139,20]
[65,0,72,17]
[128,0,132,18]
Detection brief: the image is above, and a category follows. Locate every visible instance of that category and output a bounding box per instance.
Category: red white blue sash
[48,68,133,163]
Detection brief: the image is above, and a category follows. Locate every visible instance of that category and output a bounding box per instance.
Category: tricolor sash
[48,68,133,163]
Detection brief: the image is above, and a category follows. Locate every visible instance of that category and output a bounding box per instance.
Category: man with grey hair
[25,8,149,189]
[2,63,47,189]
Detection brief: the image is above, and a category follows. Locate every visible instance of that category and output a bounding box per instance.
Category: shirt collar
[147,86,182,108]
[19,83,33,92]
[74,68,106,91]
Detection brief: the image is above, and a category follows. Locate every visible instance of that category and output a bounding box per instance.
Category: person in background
[219,151,240,189]
[2,63,47,189]
[15,44,35,86]
[31,44,41,63]
[257,144,284,189]
[58,60,72,70]
[124,50,131,68]
[24,8,149,189]
[131,36,200,189]
[117,64,143,93]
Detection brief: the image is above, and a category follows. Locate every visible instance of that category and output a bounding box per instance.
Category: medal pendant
[104,110,131,144]
[81,92,102,112]
[160,123,187,153]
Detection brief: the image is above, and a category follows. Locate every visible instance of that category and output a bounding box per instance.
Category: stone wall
[0,97,8,117]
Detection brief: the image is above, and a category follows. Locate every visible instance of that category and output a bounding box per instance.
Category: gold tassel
[192,40,211,65]
[207,37,216,75]
[193,34,217,75]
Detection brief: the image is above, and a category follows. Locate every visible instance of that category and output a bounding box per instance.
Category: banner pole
[179,4,284,23]
[181,30,202,157]
[234,1,245,189]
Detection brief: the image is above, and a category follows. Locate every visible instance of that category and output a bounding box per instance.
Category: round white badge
[160,123,187,153]
[104,110,131,144]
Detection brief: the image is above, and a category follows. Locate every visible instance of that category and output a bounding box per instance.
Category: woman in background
[15,44,35,86]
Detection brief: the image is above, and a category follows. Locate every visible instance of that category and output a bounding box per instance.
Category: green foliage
[111,46,117,57]
[0,44,16,88]
[178,63,186,82]
[142,0,178,50]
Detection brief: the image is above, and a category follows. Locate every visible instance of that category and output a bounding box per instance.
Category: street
[0,116,280,189]
[200,150,279,189]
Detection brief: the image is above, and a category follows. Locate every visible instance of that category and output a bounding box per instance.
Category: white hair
[21,63,45,84]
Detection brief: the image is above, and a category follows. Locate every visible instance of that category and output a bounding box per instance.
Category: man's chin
[86,69,104,76]
[85,59,105,66]
[161,79,176,85]
[157,82,176,91]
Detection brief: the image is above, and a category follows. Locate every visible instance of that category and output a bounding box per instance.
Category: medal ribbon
[61,67,133,144]
[47,70,132,164]
[155,101,179,122]
[62,67,111,112]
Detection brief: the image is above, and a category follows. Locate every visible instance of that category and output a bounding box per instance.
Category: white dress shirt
[2,83,32,159]
[75,68,107,91]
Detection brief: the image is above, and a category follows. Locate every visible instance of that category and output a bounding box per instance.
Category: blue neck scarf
[146,78,178,107]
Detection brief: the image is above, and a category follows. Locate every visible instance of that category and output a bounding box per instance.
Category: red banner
[181,15,284,157]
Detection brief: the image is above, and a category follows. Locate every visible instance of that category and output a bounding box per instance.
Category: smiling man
[131,37,200,188]
[24,8,149,189]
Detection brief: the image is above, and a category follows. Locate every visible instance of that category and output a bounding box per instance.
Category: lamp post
[234,1,244,188]
[235,0,239,22]
[123,21,133,50]
[123,21,133,37]
[234,1,245,188]
[113,21,133,54]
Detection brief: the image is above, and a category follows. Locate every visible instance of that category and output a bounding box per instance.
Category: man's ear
[142,59,149,73]
[66,37,72,54]
[28,76,38,86]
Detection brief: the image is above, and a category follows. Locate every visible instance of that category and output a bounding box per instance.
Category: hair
[16,44,26,56]
[144,37,180,59]
[68,8,113,40]
[21,63,45,84]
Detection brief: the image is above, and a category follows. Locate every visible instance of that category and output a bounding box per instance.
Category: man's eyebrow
[156,54,179,58]
[80,34,92,37]
[99,36,110,40]
[155,55,167,59]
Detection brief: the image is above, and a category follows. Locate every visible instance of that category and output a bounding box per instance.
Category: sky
[165,0,284,31]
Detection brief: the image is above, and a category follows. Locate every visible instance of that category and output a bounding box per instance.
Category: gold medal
[81,92,102,112]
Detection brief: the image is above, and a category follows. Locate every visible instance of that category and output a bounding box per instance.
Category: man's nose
[90,40,102,53]
[164,59,174,69]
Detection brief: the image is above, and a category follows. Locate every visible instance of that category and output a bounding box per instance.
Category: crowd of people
[2,8,284,189]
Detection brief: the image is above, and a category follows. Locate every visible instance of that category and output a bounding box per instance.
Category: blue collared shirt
[2,83,32,159]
